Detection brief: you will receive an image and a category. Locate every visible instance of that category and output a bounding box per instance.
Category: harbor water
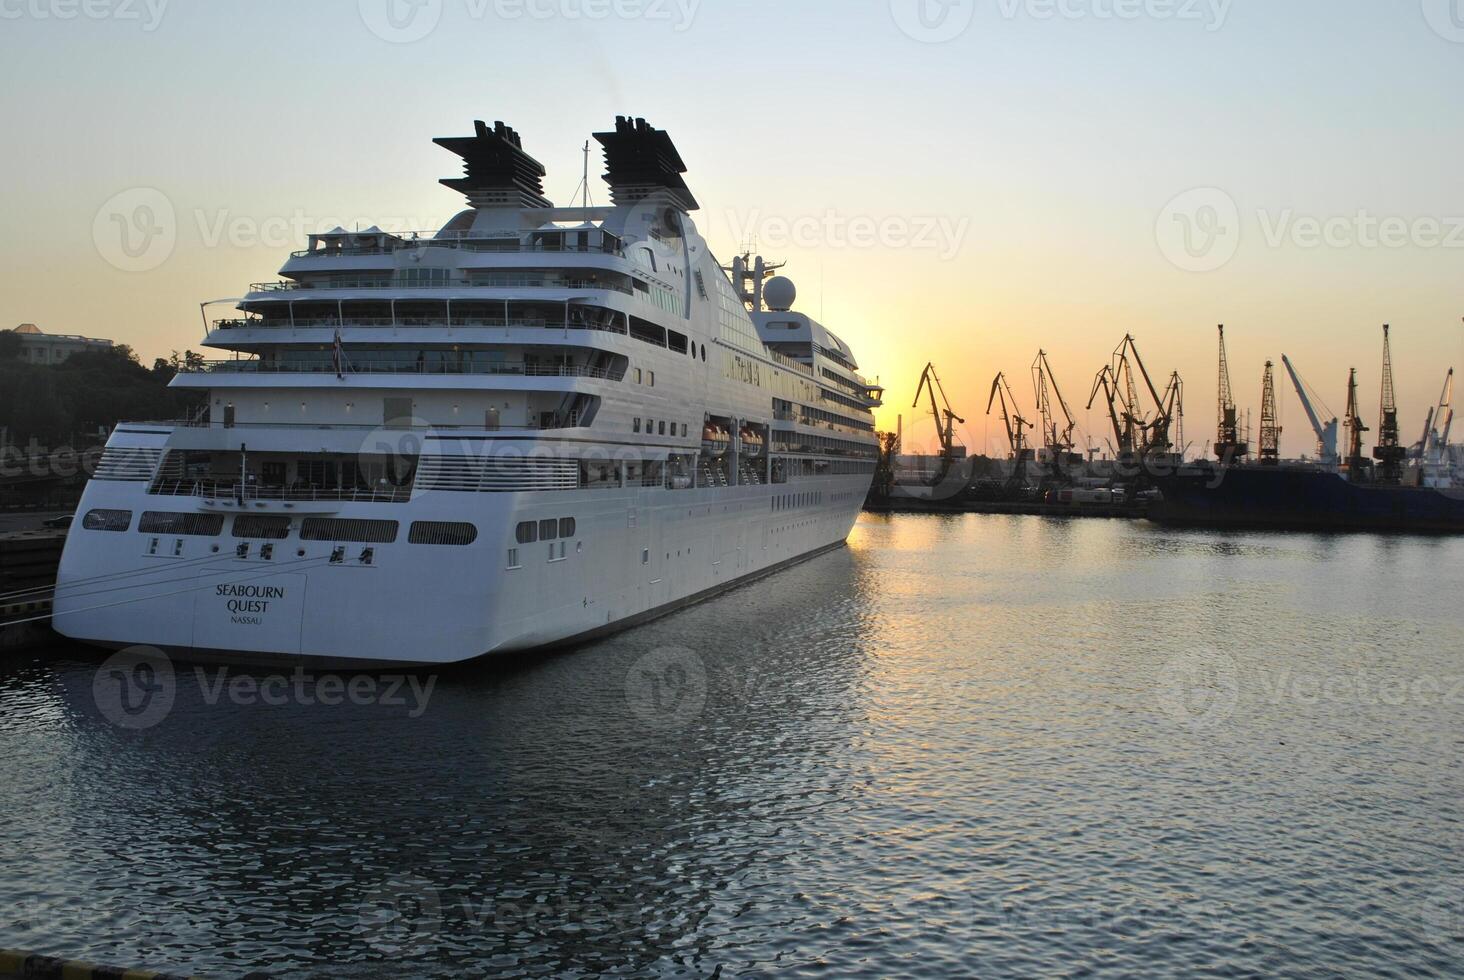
[2,513,1463,977]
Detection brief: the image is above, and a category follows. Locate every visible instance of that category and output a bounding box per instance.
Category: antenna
[568,140,595,209]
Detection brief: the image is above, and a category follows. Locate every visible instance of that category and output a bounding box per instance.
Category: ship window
[507,548,520,569]
[409,521,478,546]
[299,518,399,543]
[82,509,132,532]
[642,549,650,564]
[539,518,558,540]
[635,368,643,384]
[648,371,655,387]
[559,517,576,538]
[681,423,687,437]
[139,512,226,537]
[516,521,538,544]
[646,418,655,434]
[633,418,641,433]
[659,421,666,436]
[233,515,291,540]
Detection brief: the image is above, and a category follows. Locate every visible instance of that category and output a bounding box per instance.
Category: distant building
[6,323,113,365]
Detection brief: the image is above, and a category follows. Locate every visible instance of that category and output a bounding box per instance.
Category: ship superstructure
[54,117,883,663]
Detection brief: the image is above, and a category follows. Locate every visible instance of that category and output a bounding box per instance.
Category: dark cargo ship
[1151,463,1464,533]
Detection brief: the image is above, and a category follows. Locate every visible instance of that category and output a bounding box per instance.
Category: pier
[0,528,63,651]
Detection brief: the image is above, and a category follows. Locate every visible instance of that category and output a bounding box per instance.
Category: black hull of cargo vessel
[1151,465,1464,533]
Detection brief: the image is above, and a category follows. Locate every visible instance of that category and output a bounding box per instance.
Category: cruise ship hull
[1151,465,1464,533]
[54,473,869,666]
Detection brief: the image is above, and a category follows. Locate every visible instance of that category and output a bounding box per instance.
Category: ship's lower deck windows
[233,515,291,539]
[299,518,399,544]
[139,512,226,537]
[409,521,478,546]
[82,509,132,532]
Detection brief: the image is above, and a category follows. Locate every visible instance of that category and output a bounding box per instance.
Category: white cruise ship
[54,117,883,665]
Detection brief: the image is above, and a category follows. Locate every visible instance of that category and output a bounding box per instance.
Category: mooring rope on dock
[0,555,335,629]
[0,549,266,604]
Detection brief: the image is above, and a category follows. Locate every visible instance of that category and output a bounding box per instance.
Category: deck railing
[148,480,414,504]
[250,278,633,295]
[289,235,624,260]
[180,359,623,380]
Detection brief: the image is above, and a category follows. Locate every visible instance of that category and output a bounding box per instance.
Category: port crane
[913,362,965,486]
[1344,367,1369,477]
[1417,369,1455,458]
[1258,360,1282,464]
[987,371,1033,485]
[1031,350,1076,481]
[1214,324,1249,461]
[1087,364,1139,462]
[1372,324,1405,483]
[1281,355,1339,464]
[1414,368,1455,486]
[1114,335,1180,457]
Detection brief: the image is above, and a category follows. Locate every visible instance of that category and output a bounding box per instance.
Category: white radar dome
[764,276,797,312]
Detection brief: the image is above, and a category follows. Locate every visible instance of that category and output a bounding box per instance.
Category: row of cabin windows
[634,418,688,438]
[89,510,478,547]
[514,517,577,545]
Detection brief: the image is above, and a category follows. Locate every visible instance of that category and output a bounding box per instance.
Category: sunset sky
[3,0,1461,458]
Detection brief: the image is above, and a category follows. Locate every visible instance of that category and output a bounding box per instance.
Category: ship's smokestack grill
[435,119,552,209]
[593,116,699,212]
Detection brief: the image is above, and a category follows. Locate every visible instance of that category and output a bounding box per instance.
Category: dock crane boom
[1115,335,1176,454]
[1032,350,1076,472]
[913,362,965,486]
[1215,324,1249,460]
[1087,364,1137,460]
[987,372,1032,458]
[1372,324,1405,483]
[1427,368,1455,459]
[1281,355,1339,463]
[1344,367,1368,477]
[1259,360,1282,464]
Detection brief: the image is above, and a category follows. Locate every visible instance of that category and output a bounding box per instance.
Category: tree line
[0,335,205,448]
